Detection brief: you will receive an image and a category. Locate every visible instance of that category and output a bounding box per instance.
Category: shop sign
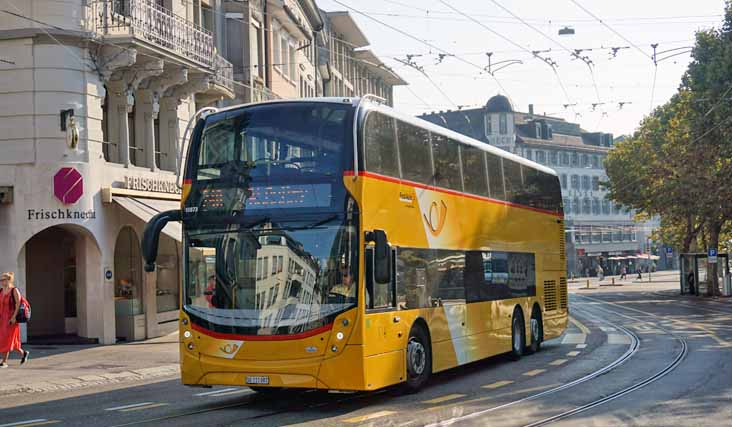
[27,208,96,220]
[124,176,181,194]
[54,167,83,205]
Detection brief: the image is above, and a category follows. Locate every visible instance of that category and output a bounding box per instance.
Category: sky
[317,0,727,136]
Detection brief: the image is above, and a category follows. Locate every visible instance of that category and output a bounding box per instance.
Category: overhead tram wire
[331,0,513,104]
[435,0,577,116]
[569,0,654,62]
[489,0,603,105]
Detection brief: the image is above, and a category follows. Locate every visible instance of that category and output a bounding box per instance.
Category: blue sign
[666,247,673,254]
[709,248,718,264]
[105,269,113,280]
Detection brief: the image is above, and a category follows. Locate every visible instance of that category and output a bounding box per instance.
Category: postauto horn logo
[54,167,84,205]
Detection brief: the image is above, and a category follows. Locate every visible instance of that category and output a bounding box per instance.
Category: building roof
[517,135,611,153]
[485,94,513,113]
[354,50,407,86]
[325,11,369,48]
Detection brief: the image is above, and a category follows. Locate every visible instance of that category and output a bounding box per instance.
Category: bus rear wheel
[403,325,432,393]
[510,310,525,361]
[529,310,543,353]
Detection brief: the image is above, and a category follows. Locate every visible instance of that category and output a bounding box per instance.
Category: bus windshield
[184,216,358,336]
[185,102,354,218]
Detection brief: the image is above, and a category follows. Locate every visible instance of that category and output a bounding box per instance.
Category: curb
[0,364,179,397]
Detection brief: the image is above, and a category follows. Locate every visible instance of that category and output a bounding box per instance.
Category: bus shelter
[679,253,730,296]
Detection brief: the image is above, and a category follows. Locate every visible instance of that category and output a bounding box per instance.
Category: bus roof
[204,97,557,177]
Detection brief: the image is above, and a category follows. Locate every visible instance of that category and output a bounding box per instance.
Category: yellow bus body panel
[180,172,567,391]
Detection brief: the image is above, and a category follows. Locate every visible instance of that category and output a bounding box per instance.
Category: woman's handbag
[11,288,31,323]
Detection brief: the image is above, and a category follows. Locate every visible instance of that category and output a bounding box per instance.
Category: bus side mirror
[367,229,391,284]
[142,209,182,272]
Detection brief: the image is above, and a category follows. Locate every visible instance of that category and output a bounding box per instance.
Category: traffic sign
[666,247,673,259]
[709,248,718,264]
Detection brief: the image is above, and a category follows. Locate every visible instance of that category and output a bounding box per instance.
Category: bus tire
[510,309,525,361]
[528,307,543,353]
[404,324,432,393]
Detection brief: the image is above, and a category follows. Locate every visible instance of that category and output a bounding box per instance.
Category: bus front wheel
[528,309,543,353]
[404,325,432,393]
[510,309,525,361]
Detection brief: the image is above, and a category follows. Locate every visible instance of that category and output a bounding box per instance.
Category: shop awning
[113,197,182,242]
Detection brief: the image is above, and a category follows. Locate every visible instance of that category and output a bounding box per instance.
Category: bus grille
[559,220,566,262]
[559,277,568,309]
[544,280,558,311]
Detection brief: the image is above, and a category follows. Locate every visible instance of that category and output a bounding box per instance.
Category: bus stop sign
[709,248,718,264]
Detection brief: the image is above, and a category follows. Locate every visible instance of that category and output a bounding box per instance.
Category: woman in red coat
[0,272,29,368]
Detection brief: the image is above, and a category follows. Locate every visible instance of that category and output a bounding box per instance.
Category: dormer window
[535,122,542,139]
[499,113,508,134]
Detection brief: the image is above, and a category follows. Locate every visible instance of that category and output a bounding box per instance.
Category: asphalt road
[3,283,731,427]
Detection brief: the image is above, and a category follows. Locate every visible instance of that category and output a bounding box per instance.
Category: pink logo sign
[54,167,83,205]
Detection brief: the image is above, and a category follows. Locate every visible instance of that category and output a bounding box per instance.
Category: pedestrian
[620,265,627,280]
[0,272,30,368]
[636,266,642,280]
[687,272,696,295]
[596,265,604,281]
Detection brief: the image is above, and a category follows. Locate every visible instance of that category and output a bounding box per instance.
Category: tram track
[108,304,639,427]
[518,295,689,427]
[427,306,641,427]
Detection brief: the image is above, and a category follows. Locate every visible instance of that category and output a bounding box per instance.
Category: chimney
[528,104,534,116]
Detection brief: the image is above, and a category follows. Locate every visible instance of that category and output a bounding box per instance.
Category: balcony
[91,0,224,71]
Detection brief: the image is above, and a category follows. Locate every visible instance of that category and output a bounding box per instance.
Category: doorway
[25,227,78,341]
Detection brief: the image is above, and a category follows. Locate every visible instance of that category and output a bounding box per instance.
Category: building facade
[0,1,405,345]
[419,96,653,277]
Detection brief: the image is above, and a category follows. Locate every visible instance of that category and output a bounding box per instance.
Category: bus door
[363,247,406,388]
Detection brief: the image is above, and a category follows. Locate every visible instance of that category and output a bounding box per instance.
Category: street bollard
[612,277,615,285]
[586,280,590,289]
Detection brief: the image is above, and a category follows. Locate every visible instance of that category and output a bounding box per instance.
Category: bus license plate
[246,376,270,385]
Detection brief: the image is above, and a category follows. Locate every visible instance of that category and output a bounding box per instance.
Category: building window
[571,152,579,167]
[251,20,264,78]
[561,174,567,189]
[592,155,600,169]
[273,28,281,70]
[582,175,590,190]
[573,197,581,215]
[592,176,600,191]
[499,113,508,134]
[614,204,621,215]
[563,198,570,213]
[571,174,579,189]
[581,154,589,168]
[592,198,601,215]
[561,152,569,166]
[525,149,532,160]
[582,198,591,215]
[536,150,546,164]
[288,42,296,81]
[485,116,492,136]
[549,150,558,165]
[602,199,611,215]
[280,36,288,74]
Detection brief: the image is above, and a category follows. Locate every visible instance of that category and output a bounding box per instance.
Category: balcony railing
[91,0,214,68]
[212,53,235,93]
[252,84,280,103]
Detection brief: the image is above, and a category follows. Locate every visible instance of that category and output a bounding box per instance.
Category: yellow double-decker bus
[142,97,567,393]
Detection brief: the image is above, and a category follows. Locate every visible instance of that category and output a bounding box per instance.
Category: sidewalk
[569,271,681,289]
[0,332,180,397]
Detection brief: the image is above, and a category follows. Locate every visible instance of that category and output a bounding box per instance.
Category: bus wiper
[281,214,340,230]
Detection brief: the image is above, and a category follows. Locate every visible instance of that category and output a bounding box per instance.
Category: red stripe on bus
[190,322,333,341]
[183,179,192,185]
[342,170,562,218]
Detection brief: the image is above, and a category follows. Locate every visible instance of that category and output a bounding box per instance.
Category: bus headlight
[188,342,195,350]
[331,345,338,352]
[336,332,344,340]
[184,331,192,339]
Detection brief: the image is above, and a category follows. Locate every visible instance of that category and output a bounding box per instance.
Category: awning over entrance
[113,197,182,242]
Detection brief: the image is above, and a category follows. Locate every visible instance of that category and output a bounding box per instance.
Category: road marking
[119,403,168,412]
[194,387,237,396]
[105,402,156,411]
[210,389,253,397]
[567,351,581,357]
[422,394,465,404]
[561,333,587,344]
[418,383,562,414]
[608,334,632,345]
[522,369,545,377]
[576,344,587,349]
[482,380,513,389]
[0,421,59,427]
[549,359,568,366]
[599,326,616,332]
[343,411,396,423]
[569,316,591,334]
